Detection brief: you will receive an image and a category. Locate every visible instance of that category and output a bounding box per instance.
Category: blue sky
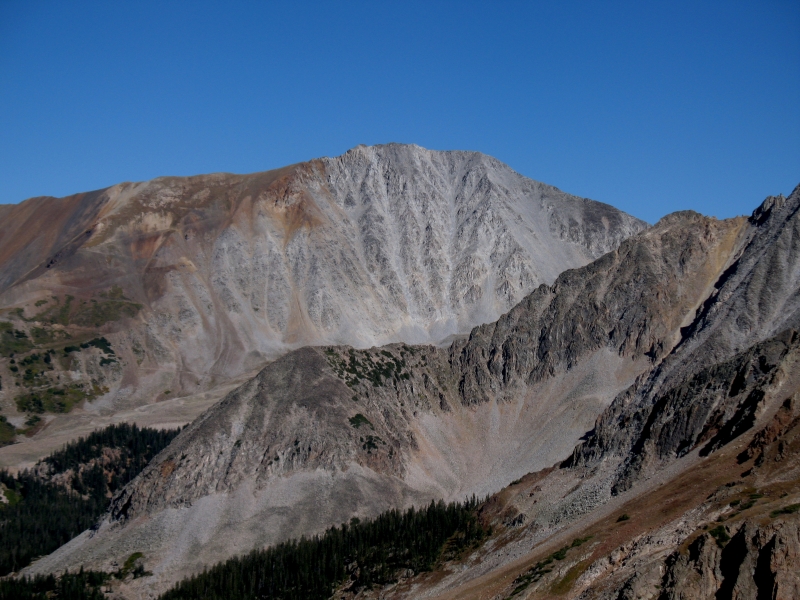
[1,1,797,224]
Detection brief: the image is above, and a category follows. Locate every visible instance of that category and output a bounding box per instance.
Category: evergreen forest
[0,423,181,576]
[160,496,489,600]
[0,569,108,600]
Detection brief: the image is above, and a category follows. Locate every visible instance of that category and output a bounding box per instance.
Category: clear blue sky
[1,1,798,224]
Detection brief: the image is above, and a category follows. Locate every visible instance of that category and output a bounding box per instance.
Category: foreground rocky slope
[405,329,800,600]
[0,144,645,467]
[29,187,796,596]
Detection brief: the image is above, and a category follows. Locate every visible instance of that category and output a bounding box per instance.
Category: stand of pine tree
[0,569,108,600]
[0,423,181,576]
[161,496,489,600]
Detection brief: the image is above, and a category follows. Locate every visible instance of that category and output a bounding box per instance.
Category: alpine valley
[1,144,798,600]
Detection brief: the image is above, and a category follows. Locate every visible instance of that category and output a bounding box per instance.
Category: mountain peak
[0,146,646,464]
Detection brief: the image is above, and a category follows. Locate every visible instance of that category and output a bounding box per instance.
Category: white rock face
[172,143,646,357]
[314,144,645,344]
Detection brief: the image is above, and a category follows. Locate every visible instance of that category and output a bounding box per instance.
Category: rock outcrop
[568,187,800,491]
[658,519,800,600]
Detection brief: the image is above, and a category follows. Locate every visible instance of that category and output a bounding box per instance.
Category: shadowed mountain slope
[570,187,800,489]
[409,328,800,600]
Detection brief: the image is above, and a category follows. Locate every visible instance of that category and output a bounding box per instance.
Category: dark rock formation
[567,186,800,492]
[658,519,800,600]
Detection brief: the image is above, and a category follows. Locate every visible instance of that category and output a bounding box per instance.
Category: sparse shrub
[508,539,587,597]
[361,434,384,452]
[709,525,730,548]
[770,504,800,518]
[326,348,410,389]
[161,497,488,600]
[570,535,592,548]
[551,547,568,560]
[15,384,97,414]
[349,413,373,429]
[116,552,149,580]
[0,323,33,357]
[71,299,141,327]
[0,416,15,447]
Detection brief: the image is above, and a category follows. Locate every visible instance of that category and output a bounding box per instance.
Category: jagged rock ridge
[400,186,800,599]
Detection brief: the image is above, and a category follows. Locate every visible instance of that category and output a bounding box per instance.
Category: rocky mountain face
[387,187,800,600]
[28,185,800,597]
[8,144,797,599]
[419,332,799,600]
[436,345,800,600]
[101,208,741,520]
[0,144,645,467]
[569,192,800,485]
